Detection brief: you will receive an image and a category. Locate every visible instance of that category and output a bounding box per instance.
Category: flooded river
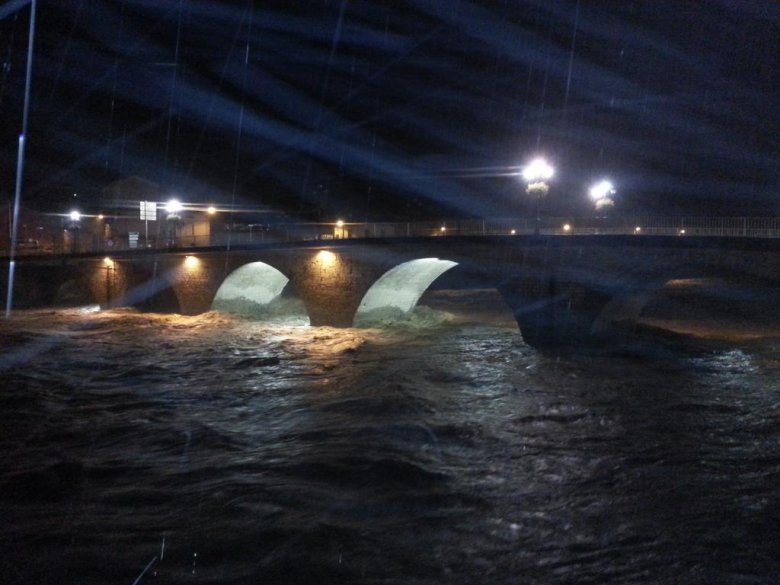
[1,291,779,584]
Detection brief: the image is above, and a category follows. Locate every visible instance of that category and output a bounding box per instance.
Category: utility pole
[5,0,37,318]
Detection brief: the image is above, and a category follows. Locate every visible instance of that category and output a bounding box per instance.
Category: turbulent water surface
[1,292,780,584]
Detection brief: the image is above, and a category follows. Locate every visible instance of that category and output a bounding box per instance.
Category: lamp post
[165,198,183,247]
[66,210,81,253]
[5,0,37,318]
[521,157,554,235]
[589,180,615,234]
[205,206,217,245]
[334,219,345,239]
[102,257,114,306]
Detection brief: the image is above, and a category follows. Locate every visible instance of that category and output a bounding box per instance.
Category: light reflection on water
[0,304,779,584]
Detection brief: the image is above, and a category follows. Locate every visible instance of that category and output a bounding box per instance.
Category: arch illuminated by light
[212,261,291,315]
[354,258,458,324]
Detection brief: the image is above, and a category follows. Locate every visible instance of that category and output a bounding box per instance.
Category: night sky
[0,0,778,220]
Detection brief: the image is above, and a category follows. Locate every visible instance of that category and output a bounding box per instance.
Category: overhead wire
[296,0,348,216]
[162,0,185,188]
[226,0,253,256]
[105,0,125,170]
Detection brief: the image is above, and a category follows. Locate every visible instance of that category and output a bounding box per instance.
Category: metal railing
[4,216,780,256]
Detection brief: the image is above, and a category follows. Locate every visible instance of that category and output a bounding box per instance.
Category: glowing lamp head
[521,158,554,182]
[206,206,217,215]
[634,226,641,233]
[184,255,200,269]
[440,226,446,232]
[589,180,615,201]
[166,199,183,215]
[563,223,572,232]
[336,219,344,227]
[510,229,516,235]
[69,210,81,222]
[98,214,104,220]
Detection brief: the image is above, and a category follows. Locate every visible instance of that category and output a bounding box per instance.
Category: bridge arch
[354,257,458,325]
[55,278,96,307]
[593,260,728,327]
[52,260,183,313]
[120,264,182,313]
[212,261,306,321]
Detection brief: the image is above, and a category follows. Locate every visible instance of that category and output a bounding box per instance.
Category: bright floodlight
[589,180,615,201]
[166,199,183,214]
[336,219,344,227]
[206,206,216,215]
[69,210,81,221]
[521,158,554,182]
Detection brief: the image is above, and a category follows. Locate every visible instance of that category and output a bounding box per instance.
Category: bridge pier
[499,277,614,348]
[495,241,628,347]
[166,255,223,315]
[286,249,387,327]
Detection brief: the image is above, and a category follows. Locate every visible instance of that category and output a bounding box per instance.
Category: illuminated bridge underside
[212,261,289,315]
[354,258,457,324]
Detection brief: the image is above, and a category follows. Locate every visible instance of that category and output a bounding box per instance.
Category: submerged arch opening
[635,277,780,337]
[212,261,307,322]
[54,278,93,308]
[114,271,181,313]
[354,258,458,325]
[134,279,181,313]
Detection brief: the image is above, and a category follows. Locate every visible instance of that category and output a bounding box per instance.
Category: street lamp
[66,210,81,253]
[589,180,615,210]
[589,180,615,234]
[521,157,554,235]
[165,198,183,246]
[333,219,346,239]
[165,198,183,219]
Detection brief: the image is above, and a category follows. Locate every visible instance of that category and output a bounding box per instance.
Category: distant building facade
[1,176,218,256]
[100,176,214,249]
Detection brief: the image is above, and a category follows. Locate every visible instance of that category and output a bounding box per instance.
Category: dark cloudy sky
[0,0,778,220]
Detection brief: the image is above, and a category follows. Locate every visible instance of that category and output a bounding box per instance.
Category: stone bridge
[4,235,780,348]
